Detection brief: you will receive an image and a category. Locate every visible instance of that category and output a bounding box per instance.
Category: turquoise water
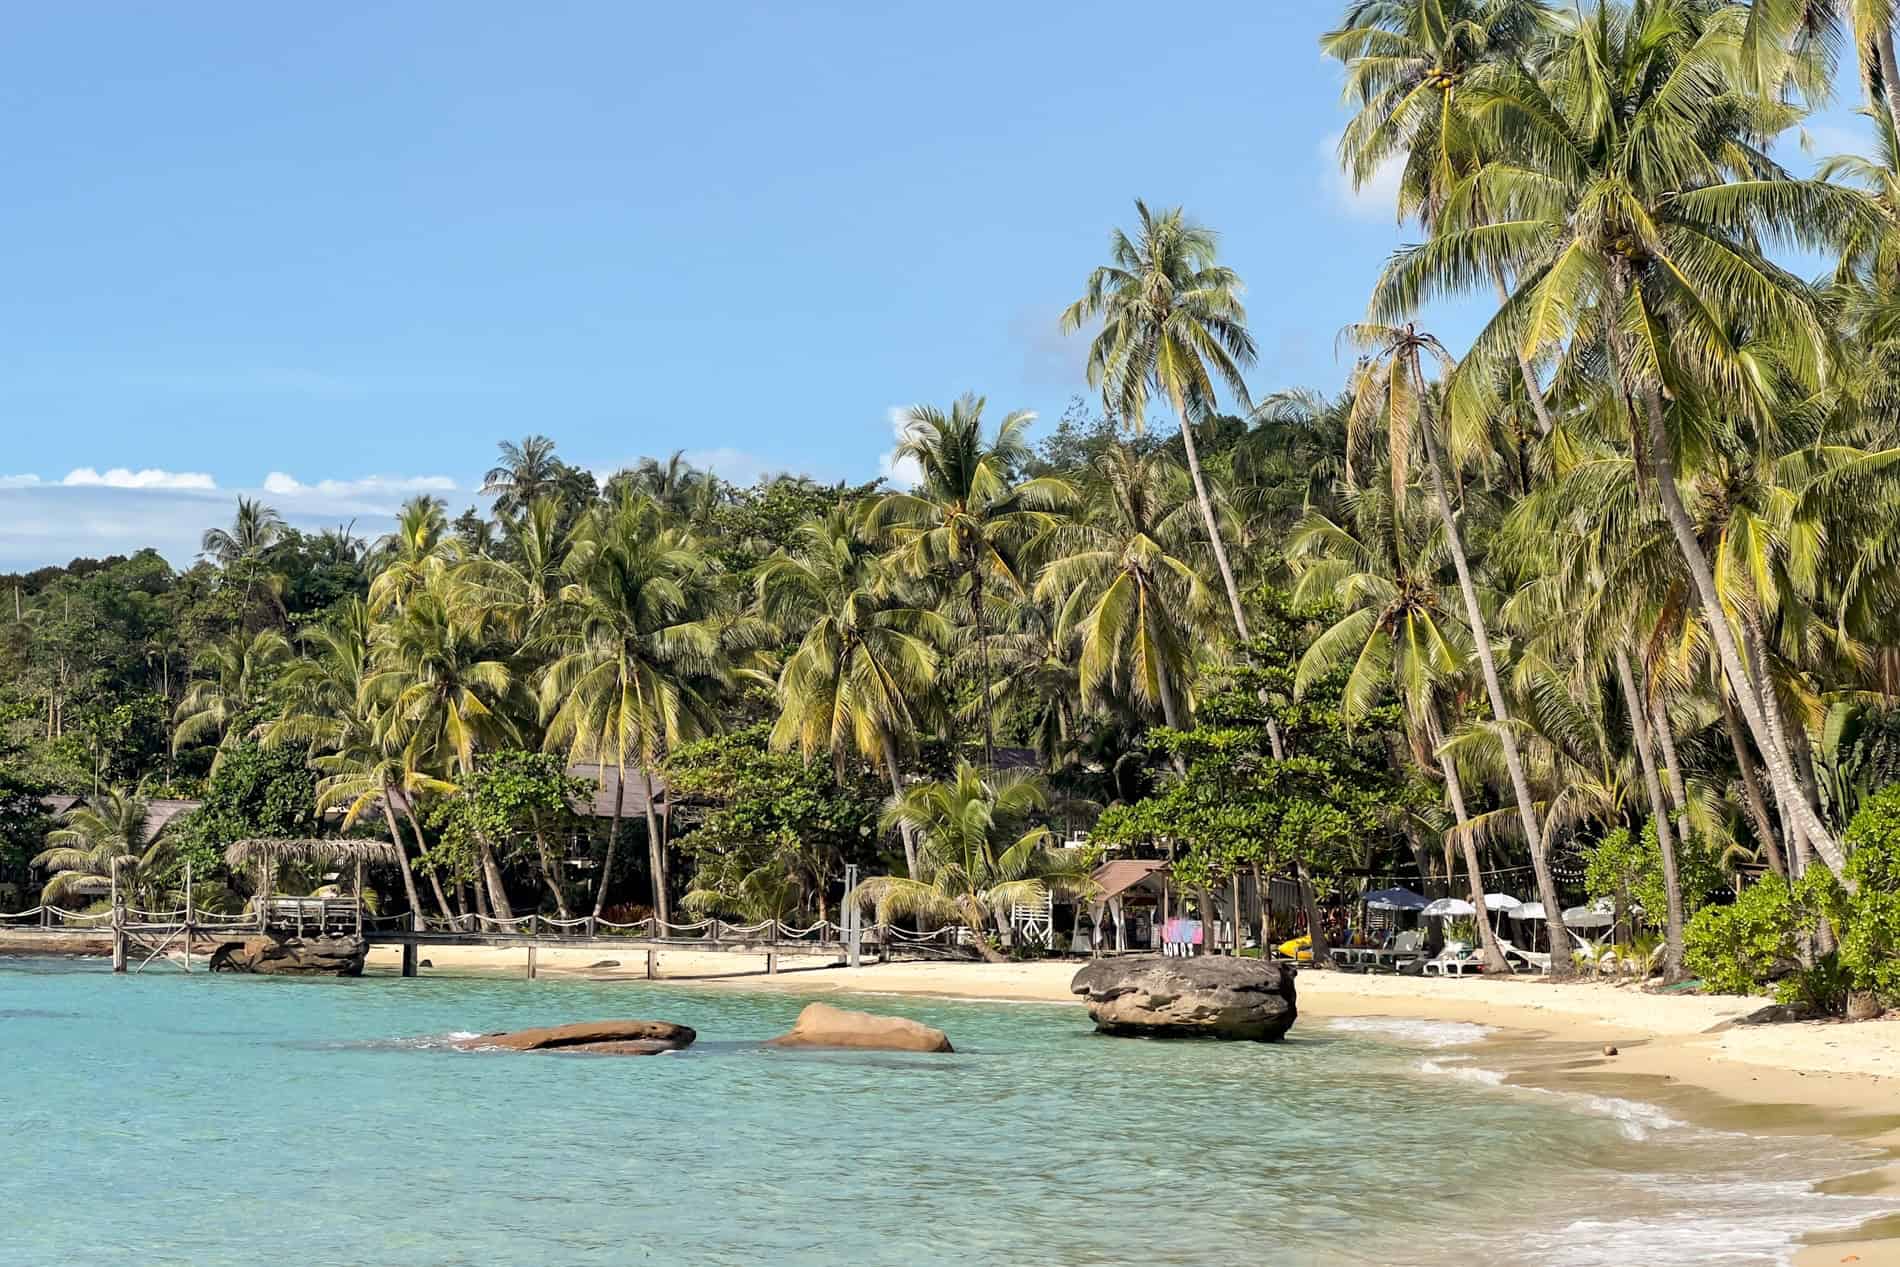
[0,958,1888,1266]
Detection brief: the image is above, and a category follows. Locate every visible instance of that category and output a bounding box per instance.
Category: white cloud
[1319,131,1404,222]
[0,474,41,489]
[62,466,217,490]
[262,472,457,499]
[878,406,923,488]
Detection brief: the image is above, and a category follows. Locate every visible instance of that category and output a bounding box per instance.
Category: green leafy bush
[1833,787,1900,1002]
[1684,876,1798,997]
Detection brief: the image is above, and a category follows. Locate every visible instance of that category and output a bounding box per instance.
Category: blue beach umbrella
[1363,887,1429,911]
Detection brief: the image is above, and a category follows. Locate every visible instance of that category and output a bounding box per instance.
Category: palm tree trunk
[377,784,426,932]
[1296,865,1331,968]
[1650,698,1692,844]
[1876,27,1900,145]
[641,769,669,924]
[1170,385,1251,640]
[1493,273,1555,436]
[592,770,625,919]
[1631,377,1850,879]
[1412,353,1572,973]
[1428,707,1510,973]
[400,804,455,924]
[1720,690,1784,878]
[881,732,920,878]
[1616,647,1686,983]
[477,837,513,921]
[970,561,996,769]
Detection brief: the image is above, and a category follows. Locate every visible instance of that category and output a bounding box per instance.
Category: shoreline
[361,943,1900,1265]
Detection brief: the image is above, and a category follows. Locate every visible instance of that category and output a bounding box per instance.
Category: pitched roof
[42,796,202,847]
[1091,858,1169,902]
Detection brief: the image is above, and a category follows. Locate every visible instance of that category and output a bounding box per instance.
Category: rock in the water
[208,934,367,977]
[765,1002,953,1053]
[457,1019,696,1055]
[1070,955,1297,1042]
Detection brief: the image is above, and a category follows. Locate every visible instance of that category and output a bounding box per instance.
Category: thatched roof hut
[224,838,404,870]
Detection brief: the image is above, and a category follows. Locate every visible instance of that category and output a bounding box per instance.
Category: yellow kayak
[1278,934,1313,963]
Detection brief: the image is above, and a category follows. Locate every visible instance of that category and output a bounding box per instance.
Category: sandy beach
[365,943,1900,1264]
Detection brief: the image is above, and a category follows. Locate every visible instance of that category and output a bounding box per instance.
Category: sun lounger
[1499,940,1551,974]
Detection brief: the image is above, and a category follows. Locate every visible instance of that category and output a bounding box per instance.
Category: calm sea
[0,957,1888,1266]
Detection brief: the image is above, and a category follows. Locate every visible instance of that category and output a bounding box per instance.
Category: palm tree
[482,435,563,517]
[1345,321,1572,968]
[1064,201,1258,639]
[874,394,1070,768]
[368,497,458,614]
[1371,0,1879,878]
[172,627,292,771]
[201,497,286,565]
[1032,445,1217,735]
[539,501,731,923]
[1745,0,1900,140]
[760,507,947,877]
[850,763,1094,963]
[1290,481,1511,972]
[33,785,158,907]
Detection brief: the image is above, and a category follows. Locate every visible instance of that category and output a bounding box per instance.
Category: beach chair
[1499,940,1551,974]
[1421,941,1484,976]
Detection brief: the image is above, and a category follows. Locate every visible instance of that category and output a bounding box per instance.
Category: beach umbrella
[1562,902,1614,930]
[1482,893,1522,911]
[1421,897,1475,917]
[1364,887,1428,911]
[1513,902,1546,921]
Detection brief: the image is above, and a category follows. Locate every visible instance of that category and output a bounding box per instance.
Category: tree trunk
[1720,690,1784,878]
[377,784,426,933]
[1296,865,1332,968]
[970,561,995,770]
[1250,862,1267,951]
[1198,886,1216,956]
[592,769,625,919]
[1170,384,1251,640]
[531,827,571,920]
[1616,647,1686,983]
[1634,378,1850,879]
[400,804,455,924]
[1877,26,1900,145]
[641,769,669,924]
[1494,272,1555,436]
[881,732,920,878]
[1428,707,1510,973]
[1651,697,1692,844]
[1412,350,1571,972]
[477,836,513,921]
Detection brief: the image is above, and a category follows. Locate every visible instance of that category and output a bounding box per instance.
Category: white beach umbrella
[1482,893,1522,911]
[1422,897,1475,917]
[1562,902,1614,930]
[1513,902,1547,921]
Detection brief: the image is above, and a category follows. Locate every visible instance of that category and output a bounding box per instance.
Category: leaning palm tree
[873,394,1071,768]
[760,507,948,877]
[172,627,292,771]
[1063,201,1257,639]
[1744,0,1900,139]
[33,785,157,907]
[850,763,1094,963]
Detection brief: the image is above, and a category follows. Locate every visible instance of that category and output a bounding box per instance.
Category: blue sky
[0,3,1875,568]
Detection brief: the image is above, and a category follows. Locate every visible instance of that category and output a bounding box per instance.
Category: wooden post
[354,858,364,936]
[401,942,418,977]
[709,918,720,946]
[110,859,126,974]
[766,951,778,975]
[645,948,657,980]
[526,944,537,980]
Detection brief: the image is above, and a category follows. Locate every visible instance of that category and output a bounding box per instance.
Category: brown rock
[1070,955,1298,1042]
[1603,1045,1619,1056]
[765,1003,953,1053]
[458,1019,696,1054]
[1847,992,1885,1022]
[208,934,367,976]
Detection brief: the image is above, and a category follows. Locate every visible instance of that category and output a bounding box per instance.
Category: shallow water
[0,958,1888,1266]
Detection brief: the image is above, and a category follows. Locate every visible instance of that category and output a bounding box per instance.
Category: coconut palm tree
[1745,0,1900,139]
[172,627,292,771]
[33,785,158,907]
[759,507,948,877]
[1370,0,1880,879]
[1032,445,1217,734]
[850,763,1094,963]
[873,394,1070,768]
[1063,201,1258,639]
[482,435,563,517]
[539,501,731,922]
[201,497,286,565]
[368,497,459,614]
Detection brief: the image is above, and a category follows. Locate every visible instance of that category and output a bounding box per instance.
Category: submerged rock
[1070,955,1297,1042]
[765,1002,953,1053]
[208,934,367,977]
[457,1020,697,1055]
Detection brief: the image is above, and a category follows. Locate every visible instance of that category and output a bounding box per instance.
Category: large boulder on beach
[765,1003,953,1053]
[1070,955,1298,1042]
[456,1020,697,1055]
[208,934,367,976]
